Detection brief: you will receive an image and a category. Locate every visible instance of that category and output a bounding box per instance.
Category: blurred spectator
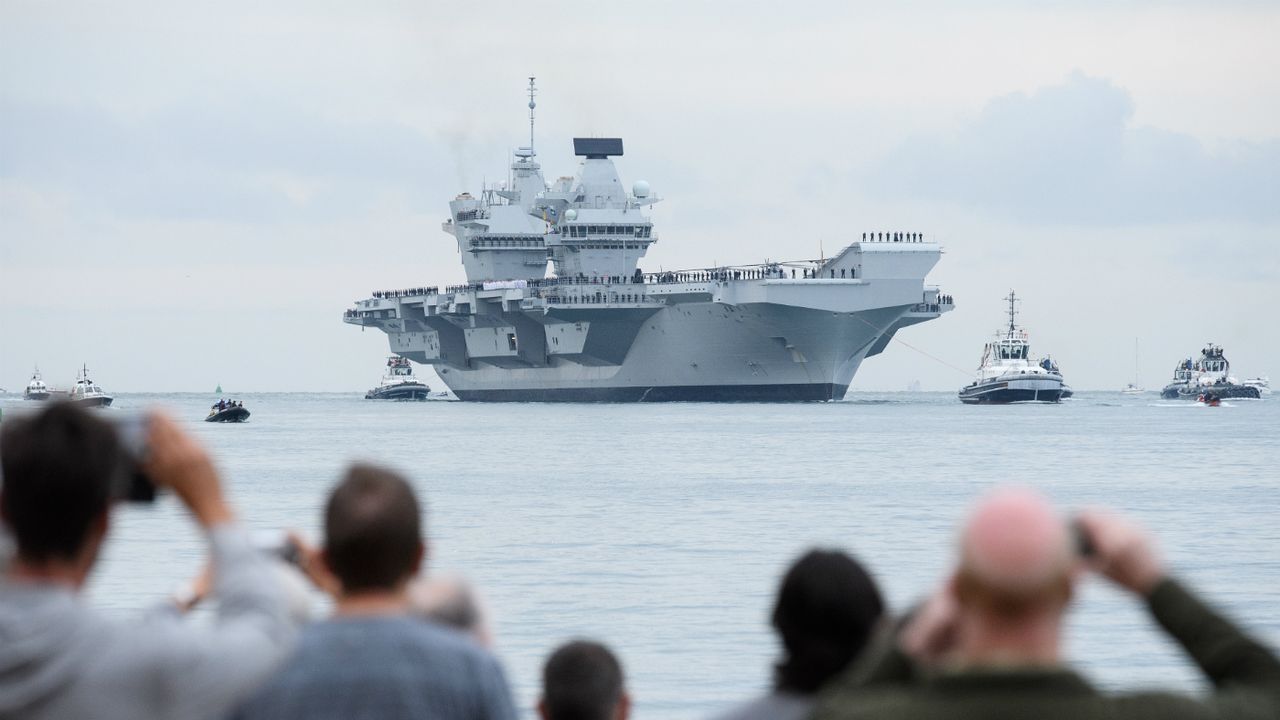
[813,488,1280,719]
[539,640,629,720]
[231,464,516,720]
[0,404,295,720]
[409,573,493,647]
[713,549,884,720]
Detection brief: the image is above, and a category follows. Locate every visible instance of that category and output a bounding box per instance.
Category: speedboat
[68,365,113,407]
[1160,344,1260,400]
[24,366,53,401]
[959,291,1065,405]
[1242,376,1270,395]
[206,400,250,422]
[365,356,430,400]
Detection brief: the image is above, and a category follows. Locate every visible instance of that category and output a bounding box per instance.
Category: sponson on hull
[959,291,1064,404]
[343,79,954,402]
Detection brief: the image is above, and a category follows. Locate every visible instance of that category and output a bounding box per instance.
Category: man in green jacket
[813,488,1280,720]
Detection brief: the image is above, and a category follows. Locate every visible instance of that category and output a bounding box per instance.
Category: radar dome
[632,180,651,198]
[564,209,578,221]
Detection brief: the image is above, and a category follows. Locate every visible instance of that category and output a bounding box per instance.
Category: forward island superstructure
[344,79,954,401]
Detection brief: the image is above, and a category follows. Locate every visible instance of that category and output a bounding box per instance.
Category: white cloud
[862,72,1280,224]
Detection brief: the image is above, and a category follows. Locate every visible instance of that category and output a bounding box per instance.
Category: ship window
[507,333,517,351]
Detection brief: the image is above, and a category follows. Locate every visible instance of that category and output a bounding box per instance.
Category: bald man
[813,488,1280,720]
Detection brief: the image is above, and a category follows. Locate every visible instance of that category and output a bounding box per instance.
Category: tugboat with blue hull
[1160,344,1260,400]
[959,291,1065,405]
[365,356,430,401]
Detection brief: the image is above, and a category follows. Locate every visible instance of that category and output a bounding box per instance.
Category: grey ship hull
[361,280,950,403]
[436,301,896,402]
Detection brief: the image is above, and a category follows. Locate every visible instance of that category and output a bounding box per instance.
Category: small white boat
[68,365,113,407]
[1242,376,1270,395]
[24,366,53,401]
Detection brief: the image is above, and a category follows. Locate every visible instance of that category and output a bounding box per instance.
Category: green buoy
[215,383,222,394]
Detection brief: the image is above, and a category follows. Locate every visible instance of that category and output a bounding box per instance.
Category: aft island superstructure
[344,79,954,401]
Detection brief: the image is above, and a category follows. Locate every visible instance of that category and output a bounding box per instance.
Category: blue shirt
[230,615,516,720]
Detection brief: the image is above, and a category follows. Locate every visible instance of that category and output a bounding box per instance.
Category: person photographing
[0,403,295,720]
[814,487,1280,719]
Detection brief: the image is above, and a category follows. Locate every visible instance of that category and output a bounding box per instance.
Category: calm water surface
[2,391,1278,717]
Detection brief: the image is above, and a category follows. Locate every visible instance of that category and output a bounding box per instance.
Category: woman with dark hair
[713,549,885,720]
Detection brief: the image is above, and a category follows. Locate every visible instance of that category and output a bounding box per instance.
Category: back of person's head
[409,573,493,646]
[539,640,628,720]
[323,463,422,593]
[0,403,124,563]
[956,487,1075,618]
[772,549,885,694]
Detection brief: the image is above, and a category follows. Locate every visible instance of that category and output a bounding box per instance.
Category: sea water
[1,392,1277,717]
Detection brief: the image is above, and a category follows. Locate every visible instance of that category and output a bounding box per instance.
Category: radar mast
[527,76,537,154]
[1005,290,1019,333]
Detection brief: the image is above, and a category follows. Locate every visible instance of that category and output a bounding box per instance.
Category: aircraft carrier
[343,79,954,401]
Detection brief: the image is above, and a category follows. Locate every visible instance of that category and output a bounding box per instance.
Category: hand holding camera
[141,413,234,528]
[1074,510,1165,596]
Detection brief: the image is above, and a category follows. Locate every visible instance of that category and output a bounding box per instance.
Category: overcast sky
[2,1,1277,392]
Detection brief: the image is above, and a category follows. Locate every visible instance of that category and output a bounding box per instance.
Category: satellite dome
[632,180,651,198]
[564,209,578,221]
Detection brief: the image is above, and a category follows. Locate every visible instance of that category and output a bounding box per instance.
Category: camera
[252,530,302,567]
[111,415,157,504]
[1070,518,1096,558]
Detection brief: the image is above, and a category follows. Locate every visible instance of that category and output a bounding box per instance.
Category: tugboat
[365,356,430,401]
[1160,344,1260,400]
[959,291,1065,404]
[67,365,113,407]
[24,366,53,401]
[206,399,250,422]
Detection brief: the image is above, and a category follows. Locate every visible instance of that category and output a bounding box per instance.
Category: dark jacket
[812,578,1280,720]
